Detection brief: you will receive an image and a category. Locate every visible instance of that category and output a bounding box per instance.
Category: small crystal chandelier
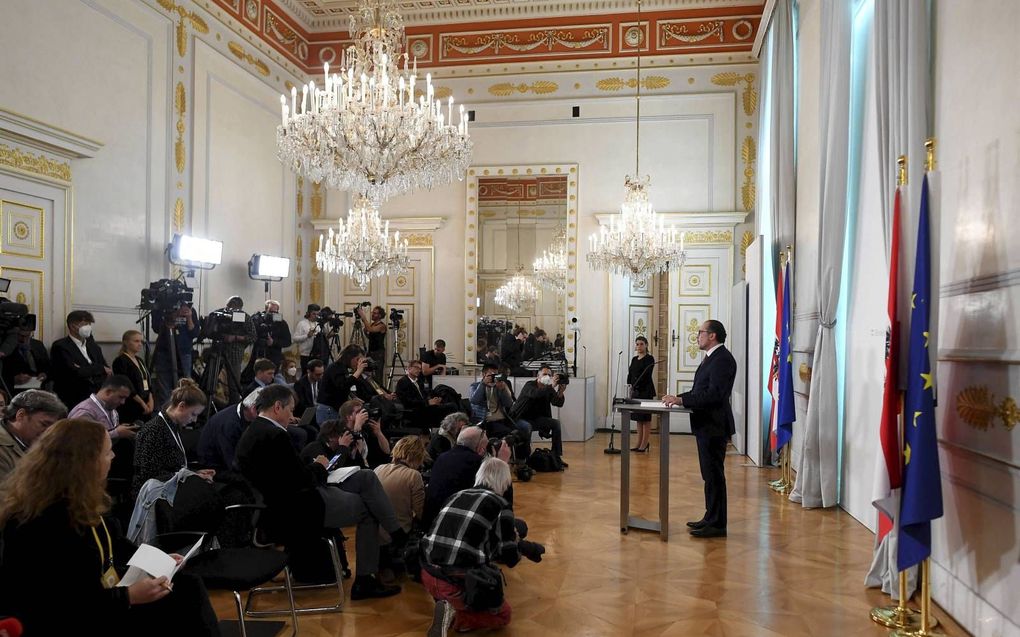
[533,226,567,292]
[586,0,686,280]
[495,269,540,313]
[277,0,472,204]
[315,195,409,290]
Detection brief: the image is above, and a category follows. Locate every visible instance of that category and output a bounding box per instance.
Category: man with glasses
[663,319,737,539]
[395,360,457,431]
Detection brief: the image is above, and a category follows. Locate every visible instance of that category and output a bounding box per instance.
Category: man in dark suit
[664,319,736,539]
[1,328,51,396]
[197,389,260,472]
[49,310,110,409]
[293,358,324,418]
[394,360,456,431]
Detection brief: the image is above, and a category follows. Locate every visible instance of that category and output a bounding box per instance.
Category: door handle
[671,329,678,346]
[653,330,659,348]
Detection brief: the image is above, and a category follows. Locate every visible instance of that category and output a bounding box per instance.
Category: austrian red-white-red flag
[768,262,784,453]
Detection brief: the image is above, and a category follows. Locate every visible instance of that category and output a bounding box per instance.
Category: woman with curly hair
[0,418,220,635]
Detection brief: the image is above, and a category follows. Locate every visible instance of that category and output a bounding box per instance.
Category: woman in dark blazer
[626,336,656,452]
[132,379,213,496]
[112,330,154,425]
[0,418,220,636]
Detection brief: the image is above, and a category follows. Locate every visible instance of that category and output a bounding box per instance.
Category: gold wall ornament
[710,71,758,116]
[227,41,271,76]
[955,385,1019,431]
[488,81,559,97]
[296,236,302,259]
[403,233,434,247]
[296,176,303,217]
[173,198,185,232]
[661,20,724,45]
[174,82,186,174]
[682,230,733,245]
[310,182,323,219]
[443,27,608,59]
[798,363,812,384]
[157,0,209,57]
[740,230,754,274]
[0,143,71,182]
[741,136,756,211]
[686,317,701,359]
[595,75,671,91]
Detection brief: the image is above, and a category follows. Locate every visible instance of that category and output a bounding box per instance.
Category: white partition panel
[745,237,764,466]
[729,280,749,454]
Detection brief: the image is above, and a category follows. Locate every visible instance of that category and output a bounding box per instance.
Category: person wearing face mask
[1,328,51,397]
[50,310,111,409]
[510,365,568,467]
[132,379,213,497]
[0,389,67,495]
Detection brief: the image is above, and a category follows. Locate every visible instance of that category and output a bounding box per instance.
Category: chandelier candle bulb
[281,96,287,127]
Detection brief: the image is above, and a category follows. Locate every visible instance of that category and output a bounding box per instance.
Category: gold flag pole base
[870,605,934,630]
[769,448,792,493]
[881,561,941,635]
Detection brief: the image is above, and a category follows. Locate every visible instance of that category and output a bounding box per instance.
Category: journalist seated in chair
[469,362,531,459]
[395,360,458,431]
[0,389,67,494]
[427,412,470,465]
[236,384,405,600]
[420,339,448,390]
[1,326,50,397]
[197,387,261,472]
[421,457,545,636]
[423,426,512,527]
[132,379,214,497]
[510,365,568,468]
[112,330,154,426]
[317,344,396,425]
[293,358,324,421]
[242,358,284,396]
[0,418,221,636]
[302,399,391,469]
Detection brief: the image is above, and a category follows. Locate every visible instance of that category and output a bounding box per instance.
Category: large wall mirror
[464,164,579,366]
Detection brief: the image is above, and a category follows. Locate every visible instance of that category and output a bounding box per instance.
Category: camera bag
[464,564,505,610]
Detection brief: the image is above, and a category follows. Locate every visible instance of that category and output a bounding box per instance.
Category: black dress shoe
[686,519,707,529]
[689,526,727,538]
[350,575,402,600]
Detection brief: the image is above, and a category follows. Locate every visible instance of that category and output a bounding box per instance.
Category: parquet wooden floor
[211,433,966,636]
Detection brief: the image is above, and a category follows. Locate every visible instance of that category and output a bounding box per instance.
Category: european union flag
[776,263,795,450]
[897,174,943,572]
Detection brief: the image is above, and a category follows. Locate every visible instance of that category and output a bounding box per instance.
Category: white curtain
[864,0,931,596]
[789,0,852,509]
[763,0,797,255]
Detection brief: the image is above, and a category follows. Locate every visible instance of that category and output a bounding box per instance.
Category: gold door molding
[1,199,45,258]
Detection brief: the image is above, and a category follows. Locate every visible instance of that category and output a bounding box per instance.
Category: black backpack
[526,448,564,472]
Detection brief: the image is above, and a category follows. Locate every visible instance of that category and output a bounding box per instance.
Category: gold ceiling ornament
[488,81,559,97]
[173,198,185,232]
[175,82,186,174]
[227,41,271,76]
[595,75,670,91]
[661,20,724,45]
[0,143,71,182]
[444,28,608,57]
[710,71,757,116]
[741,136,756,211]
[955,385,1019,431]
[157,0,209,57]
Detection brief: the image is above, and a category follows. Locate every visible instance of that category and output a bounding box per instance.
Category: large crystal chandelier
[495,269,540,313]
[586,0,686,280]
[315,195,409,290]
[533,226,567,292]
[276,0,472,203]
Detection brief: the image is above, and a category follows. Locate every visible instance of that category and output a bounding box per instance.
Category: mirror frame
[463,163,579,367]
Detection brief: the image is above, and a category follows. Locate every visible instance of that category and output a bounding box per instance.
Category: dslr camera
[361,357,377,372]
[554,373,569,386]
[139,278,193,313]
[317,306,344,330]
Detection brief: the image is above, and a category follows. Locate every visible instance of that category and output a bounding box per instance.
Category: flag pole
[769,247,793,495]
[890,559,942,636]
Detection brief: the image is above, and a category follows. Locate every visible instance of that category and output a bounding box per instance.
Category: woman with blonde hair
[0,418,220,635]
[132,378,213,496]
[112,329,154,425]
[375,435,427,537]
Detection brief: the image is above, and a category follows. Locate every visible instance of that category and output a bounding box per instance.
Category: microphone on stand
[605,350,625,455]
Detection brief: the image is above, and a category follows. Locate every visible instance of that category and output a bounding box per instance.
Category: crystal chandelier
[586,0,686,280]
[495,269,540,313]
[315,195,410,290]
[533,226,567,292]
[276,0,472,203]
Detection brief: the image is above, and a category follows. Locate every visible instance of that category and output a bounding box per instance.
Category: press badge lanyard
[92,518,118,588]
[159,412,187,468]
[89,394,116,429]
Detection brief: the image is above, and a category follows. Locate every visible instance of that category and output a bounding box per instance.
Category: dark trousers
[695,433,728,529]
[530,416,563,457]
[124,572,221,636]
[318,469,399,577]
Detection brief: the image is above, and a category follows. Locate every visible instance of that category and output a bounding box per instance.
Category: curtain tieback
[820,318,837,329]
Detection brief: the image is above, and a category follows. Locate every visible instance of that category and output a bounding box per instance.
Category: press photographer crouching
[423,426,513,528]
[510,365,569,468]
[301,399,391,469]
[317,344,397,426]
[421,457,545,635]
[469,363,532,461]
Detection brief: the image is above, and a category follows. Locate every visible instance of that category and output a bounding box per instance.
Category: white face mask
[77,324,93,339]
[287,367,297,376]
[539,374,553,386]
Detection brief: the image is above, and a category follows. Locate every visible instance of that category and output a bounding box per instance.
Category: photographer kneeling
[469,363,531,461]
[421,457,545,636]
[510,365,568,468]
[302,399,390,469]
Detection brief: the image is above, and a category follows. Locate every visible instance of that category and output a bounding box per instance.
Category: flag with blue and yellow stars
[897,174,943,572]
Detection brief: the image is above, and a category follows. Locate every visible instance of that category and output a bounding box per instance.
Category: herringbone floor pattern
[211,433,965,636]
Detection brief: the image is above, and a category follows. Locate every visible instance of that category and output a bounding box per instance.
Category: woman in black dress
[626,336,655,452]
[112,330,154,425]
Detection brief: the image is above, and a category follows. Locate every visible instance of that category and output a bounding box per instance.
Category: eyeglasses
[698,330,710,335]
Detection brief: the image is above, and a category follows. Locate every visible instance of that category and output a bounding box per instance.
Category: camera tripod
[199,341,243,415]
[384,323,405,391]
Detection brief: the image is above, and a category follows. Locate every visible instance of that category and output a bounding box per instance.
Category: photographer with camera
[317,344,396,425]
[151,304,200,407]
[357,304,387,383]
[510,365,568,468]
[420,339,448,391]
[293,304,327,371]
[210,296,256,382]
[50,310,111,409]
[1,326,49,397]
[251,300,292,369]
[301,399,390,469]
[498,326,527,376]
[423,426,512,528]
[469,363,532,461]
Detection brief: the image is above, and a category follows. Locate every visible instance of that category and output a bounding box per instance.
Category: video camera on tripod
[202,308,249,341]
[388,308,404,329]
[139,278,193,313]
[317,306,347,331]
[0,297,36,358]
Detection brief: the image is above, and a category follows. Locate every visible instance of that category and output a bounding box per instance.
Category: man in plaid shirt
[421,457,545,636]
